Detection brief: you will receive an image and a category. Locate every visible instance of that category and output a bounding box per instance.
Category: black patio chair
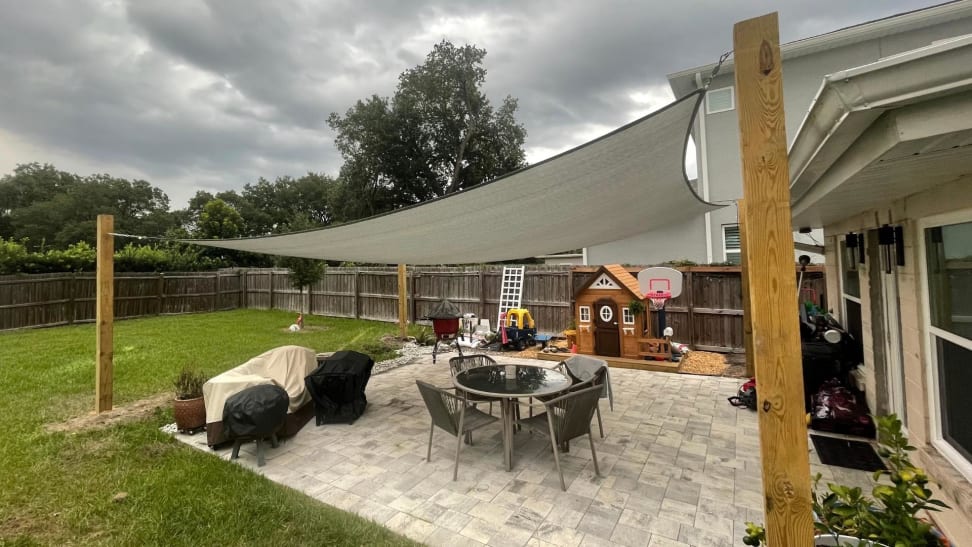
[415,380,499,481]
[517,384,603,491]
[449,354,499,415]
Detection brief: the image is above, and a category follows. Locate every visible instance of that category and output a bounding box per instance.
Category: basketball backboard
[637,267,683,299]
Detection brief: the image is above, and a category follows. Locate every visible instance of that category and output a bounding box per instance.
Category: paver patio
[174,351,873,546]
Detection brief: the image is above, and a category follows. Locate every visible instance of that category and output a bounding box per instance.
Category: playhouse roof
[184,91,721,265]
[576,264,644,299]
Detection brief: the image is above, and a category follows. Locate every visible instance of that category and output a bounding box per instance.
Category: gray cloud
[0,0,932,208]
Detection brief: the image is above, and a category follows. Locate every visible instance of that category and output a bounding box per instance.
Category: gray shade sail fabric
[189,90,720,265]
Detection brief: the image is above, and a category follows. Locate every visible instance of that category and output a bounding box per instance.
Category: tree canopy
[0,163,175,250]
[328,40,527,218]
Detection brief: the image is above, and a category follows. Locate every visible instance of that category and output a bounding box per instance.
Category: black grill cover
[305,350,375,425]
[222,384,289,439]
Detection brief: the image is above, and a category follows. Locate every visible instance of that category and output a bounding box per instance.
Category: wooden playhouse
[569,264,674,369]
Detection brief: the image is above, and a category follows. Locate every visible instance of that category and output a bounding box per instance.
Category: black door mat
[811,434,886,471]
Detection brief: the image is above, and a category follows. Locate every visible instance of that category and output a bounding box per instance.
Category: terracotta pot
[173,396,206,432]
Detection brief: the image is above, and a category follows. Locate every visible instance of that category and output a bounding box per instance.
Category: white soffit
[188,91,720,265]
[789,35,972,228]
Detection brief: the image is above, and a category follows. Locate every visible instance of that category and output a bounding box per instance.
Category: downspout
[695,72,714,264]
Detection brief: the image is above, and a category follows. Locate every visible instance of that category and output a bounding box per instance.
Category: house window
[622,307,634,325]
[723,224,741,265]
[706,86,734,114]
[579,306,591,323]
[924,218,972,475]
[839,238,863,348]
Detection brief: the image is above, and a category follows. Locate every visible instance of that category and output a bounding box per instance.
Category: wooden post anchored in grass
[738,199,756,378]
[96,214,114,413]
[397,264,407,338]
[734,13,812,546]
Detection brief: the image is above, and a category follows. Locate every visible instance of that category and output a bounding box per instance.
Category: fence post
[268,271,274,310]
[157,273,164,315]
[685,270,696,348]
[566,268,574,330]
[240,270,246,310]
[409,269,416,325]
[479,266,486,319]
[353,268,359,319]
[67,273,76,325]
[213,272,220,312]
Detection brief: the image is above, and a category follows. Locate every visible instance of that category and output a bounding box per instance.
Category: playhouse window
[622,307,634,324]
[579,306,590,323]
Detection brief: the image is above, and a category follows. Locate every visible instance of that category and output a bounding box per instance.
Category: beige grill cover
[202,345,317,424]
[187,91,720,265]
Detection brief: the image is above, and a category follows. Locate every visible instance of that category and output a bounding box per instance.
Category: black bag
[728,378,757,410]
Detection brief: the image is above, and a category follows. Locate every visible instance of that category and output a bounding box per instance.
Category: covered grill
[425,299,464,364]
[304,350,375,425]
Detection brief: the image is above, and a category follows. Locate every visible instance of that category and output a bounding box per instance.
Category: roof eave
[789,35,972,225]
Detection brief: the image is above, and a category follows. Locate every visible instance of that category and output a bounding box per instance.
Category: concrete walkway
[174,351,872,546]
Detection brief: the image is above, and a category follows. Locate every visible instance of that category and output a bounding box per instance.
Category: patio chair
[415,380,499,481]
[449,354,499,415]
[517,384,603,491]
[536,358,608,437]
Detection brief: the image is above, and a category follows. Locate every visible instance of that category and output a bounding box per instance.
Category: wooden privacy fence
[1,265,826,353]
[0,271,242,330]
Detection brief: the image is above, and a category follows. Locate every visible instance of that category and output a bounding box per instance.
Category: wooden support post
[479,267,486,320]
[734,13,812,546]
[739,199,756,377]
[397,264,407,339]
[95,214,114,413]
[685,270,696,347]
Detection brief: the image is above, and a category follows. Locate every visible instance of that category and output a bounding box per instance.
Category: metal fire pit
[425,299,463,364]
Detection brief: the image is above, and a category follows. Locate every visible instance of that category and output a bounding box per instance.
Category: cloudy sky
[0,0,935,209]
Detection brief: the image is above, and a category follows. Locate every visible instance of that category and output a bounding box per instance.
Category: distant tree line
[0,40,527,275]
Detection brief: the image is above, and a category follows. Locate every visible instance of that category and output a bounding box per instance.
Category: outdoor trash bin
[305,350,375,425]
[222,384,289,466]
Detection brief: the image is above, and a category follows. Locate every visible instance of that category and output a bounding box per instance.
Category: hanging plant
[628,298,646,317]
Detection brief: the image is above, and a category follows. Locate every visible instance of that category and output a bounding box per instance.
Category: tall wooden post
[95,215,114,413]
[738,199,756,377]
[734,13,812,546]
[397,264,407,338]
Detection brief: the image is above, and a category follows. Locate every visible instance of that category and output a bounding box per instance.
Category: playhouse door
[593,298,621,357]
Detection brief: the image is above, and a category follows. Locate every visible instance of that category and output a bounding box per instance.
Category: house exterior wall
[823,176,972,542]
[588,13,972,266]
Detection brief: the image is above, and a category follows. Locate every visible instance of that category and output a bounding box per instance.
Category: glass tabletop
[453,364,572,398]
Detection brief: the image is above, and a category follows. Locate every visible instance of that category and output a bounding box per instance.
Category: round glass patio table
[453,364,571,471]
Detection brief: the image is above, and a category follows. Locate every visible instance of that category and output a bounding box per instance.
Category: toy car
[500,308,537,350]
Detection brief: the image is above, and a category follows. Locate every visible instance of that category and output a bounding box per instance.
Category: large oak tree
[327,40,527,220]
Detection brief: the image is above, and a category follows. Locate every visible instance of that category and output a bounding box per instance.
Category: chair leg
[546,414,566,491]
[231,439,243,460]
[427,422,435,462]
[270,433,279,448]
[454,432,463,481]
[255,439,266,467]
[588,427,601,477]
[596,404,604,438]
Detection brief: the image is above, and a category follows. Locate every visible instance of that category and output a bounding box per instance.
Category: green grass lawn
[0,310,419,546]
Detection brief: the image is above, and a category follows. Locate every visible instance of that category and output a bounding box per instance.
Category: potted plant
[173,366,208,433]
[742,415,950,546]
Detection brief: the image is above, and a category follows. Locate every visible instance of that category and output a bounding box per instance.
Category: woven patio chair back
[448,354,497,376]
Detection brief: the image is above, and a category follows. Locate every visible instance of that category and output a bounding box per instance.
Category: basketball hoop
[648,290,670,311]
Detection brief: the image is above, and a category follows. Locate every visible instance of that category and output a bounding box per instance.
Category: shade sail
[189,90,721,264]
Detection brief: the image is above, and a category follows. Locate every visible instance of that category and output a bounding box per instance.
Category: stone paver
[173,349,875,546]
